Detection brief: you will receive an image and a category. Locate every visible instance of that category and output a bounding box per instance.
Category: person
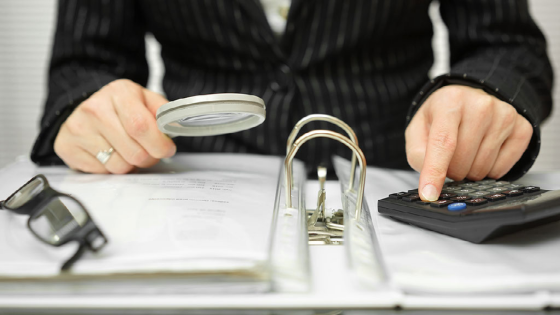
[32,0,553,202]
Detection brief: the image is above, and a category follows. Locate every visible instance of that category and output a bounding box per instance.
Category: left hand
[405,85,533,201]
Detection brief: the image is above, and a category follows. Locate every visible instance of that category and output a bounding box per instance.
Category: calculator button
[389,192,409,199]
[475,185,492,190]
[416,201,431,206]
[456,189,476,196]
[430,200,454,208]
[484,193,506,201]
[443,187,460,192]
[478,179,496,184]
[460,183,479,188]
[408,189,419,194]
[522,186,540,193]
[466,198,488,206]
[469,191,490,197]
[489,187,507,192]
[439,193,457,200]
[494,181,510,186]
[450,196,471,202]
[503,189,523,197]
[402,194,421,202]
[505,183,525,189]
[446,181,464,187]
[447,203,467,211]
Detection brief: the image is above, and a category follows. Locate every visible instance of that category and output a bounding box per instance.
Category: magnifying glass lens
[156,94,266,137]
[178,113,252,127]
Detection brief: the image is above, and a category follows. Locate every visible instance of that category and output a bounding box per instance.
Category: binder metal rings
[286,114,359,191]
[284,130,367,219]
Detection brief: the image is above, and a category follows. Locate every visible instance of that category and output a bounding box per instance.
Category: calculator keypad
[450,196,470,202]
[389,192,409,199]
[469,191,490,198]
[484,193,506,201]
[431,200,454,207]
[439,193,457,199]
[402,194,421,202]
[503,189,523,197]
[523,186,540,193]
[466,198,488,206]
[385,180,541,215]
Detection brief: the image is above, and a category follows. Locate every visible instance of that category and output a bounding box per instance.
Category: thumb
[142,88,169,117]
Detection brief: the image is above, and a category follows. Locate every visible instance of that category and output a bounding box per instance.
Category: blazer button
[280,64,291,75]
[270,81,281,91]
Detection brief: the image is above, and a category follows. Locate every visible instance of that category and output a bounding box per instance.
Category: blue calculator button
[447,202,466,211]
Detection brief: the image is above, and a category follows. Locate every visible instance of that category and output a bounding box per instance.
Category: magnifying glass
[156,93,266,137]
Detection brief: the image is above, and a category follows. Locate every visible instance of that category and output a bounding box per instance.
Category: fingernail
[166,146,176,158]
[421,184,438,201]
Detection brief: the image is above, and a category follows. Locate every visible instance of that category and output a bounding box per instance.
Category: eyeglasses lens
[29,197,89,245]
[5,176,45,209]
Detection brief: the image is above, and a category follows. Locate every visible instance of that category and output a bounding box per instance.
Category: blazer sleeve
[406,0,554,181]
[31,0,149,166]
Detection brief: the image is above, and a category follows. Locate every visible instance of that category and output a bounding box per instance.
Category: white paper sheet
[0,154,282,277]
[362,164,560,294]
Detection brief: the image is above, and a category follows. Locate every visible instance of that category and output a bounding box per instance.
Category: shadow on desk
[485,220,560,246]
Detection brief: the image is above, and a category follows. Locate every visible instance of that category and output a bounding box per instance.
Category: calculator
[377,179,560,243]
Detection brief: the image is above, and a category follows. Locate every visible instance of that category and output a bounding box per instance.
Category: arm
[406,0,553,201]
[31,0,150,166]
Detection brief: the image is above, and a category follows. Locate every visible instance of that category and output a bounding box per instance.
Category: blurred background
[0,0,559,171]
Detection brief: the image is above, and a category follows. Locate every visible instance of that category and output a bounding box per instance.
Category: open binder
[0,114,385,295]
[278,114,387,290]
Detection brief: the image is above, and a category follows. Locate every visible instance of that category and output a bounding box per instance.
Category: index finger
[143,88,169,117]
[418,109,461,201]
[112,85,176,159]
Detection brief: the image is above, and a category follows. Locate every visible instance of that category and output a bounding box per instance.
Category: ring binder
[283,115,387,289]
[333,156,388,289]
[286,114,359,191]
[270,156,310,292]
[284,129,366,219]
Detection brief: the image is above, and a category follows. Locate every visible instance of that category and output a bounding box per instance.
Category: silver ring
[96,147,114,165]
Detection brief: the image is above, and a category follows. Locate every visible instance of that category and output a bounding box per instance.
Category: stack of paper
[0,154,287,294]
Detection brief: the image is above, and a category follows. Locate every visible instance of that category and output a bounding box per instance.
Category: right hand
[54,79,177,174]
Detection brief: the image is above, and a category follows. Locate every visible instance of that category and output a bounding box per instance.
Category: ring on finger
[96,147,115,165]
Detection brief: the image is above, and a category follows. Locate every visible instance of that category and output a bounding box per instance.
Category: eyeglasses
[0,174,108,271]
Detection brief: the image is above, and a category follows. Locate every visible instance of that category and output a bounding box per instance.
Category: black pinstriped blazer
[32,0,553,180]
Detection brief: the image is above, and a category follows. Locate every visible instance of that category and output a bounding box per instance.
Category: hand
[405,85,533,201]
[54,79,176,174]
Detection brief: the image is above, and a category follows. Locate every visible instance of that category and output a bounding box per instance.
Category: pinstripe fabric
[32,0,553,180]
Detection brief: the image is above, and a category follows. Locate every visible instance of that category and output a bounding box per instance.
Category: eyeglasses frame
[0,174,108,270]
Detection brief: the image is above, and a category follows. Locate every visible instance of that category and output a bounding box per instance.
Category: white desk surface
[1,155,560,311]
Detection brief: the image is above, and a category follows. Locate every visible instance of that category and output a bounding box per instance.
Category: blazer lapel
[279,0,309,56]
[237,0,275,39]
[236,0,308,60]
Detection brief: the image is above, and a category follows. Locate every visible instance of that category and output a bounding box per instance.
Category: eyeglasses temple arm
[60,242,88,272]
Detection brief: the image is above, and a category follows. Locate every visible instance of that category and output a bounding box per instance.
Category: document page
[0,154,282,277]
